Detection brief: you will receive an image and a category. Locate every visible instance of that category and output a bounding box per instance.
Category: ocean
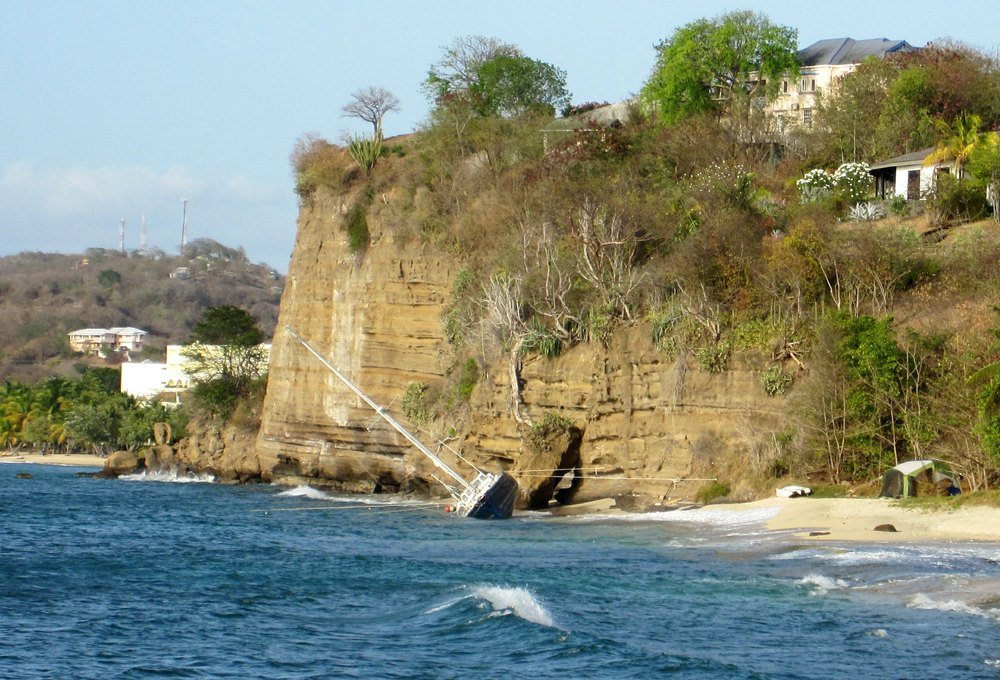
[2,464,999,679]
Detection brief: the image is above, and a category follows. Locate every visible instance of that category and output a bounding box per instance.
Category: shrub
[926,174,990,225]
[401,382,429,425]
[796,168,835,203]
[695,340,732,373]
[695,481,731,503]
[344,189,372,254]
[833,162,872,203]
[761,365,793,396]
[522,325,563,358]
[526,411,575,452]
[889,194,909,216]
[291,134,351,199]
[348,134,384,174]
[847,201,885,222]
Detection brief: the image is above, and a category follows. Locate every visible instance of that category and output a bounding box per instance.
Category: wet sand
[704,496,1000,542]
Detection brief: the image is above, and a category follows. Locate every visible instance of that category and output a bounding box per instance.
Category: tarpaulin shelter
[879,459,959,499]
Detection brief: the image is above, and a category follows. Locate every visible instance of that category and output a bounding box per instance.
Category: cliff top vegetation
[290,16,1000,490]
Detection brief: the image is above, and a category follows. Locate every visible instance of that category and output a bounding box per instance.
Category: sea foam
[277,485,331,500]
[119,469,215,483]
[798,573,849,595]
[471,585,555,627]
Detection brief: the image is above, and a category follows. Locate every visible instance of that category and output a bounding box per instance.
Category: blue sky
[3,0,998,271]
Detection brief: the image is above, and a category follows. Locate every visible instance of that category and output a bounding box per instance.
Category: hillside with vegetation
[280,17,1000,497]
[0,238,284,383]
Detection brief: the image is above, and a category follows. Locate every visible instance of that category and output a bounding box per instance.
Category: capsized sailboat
[286,327,519,519]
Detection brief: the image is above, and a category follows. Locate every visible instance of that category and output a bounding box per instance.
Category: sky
[3,1,999,272]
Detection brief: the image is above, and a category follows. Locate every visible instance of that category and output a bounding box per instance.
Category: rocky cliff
[160,184,790,507]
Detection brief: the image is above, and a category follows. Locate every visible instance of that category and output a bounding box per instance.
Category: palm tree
[924,112,983,179]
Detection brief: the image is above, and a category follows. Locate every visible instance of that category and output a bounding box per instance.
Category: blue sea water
[2,464,1000,679]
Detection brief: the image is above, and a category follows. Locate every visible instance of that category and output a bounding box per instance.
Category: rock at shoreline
[104,450,142,477]
[874,523,898,532]
[15,472,32,479]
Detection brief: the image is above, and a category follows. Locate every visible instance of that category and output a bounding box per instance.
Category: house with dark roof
[770,38,915,129]
[868,147,957,200]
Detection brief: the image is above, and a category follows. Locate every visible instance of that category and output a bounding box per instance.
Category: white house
[120,343,271,404]
[769,38,915,130]
[868,147,957,200]
[68,327,147,354]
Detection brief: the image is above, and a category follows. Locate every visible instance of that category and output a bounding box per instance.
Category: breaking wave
[120,468,214,483]
[470,585,555,627]
[798,573,849,595]
[424,585,555,628]
[276,485,331,500]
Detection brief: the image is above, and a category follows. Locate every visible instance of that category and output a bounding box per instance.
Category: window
[810,78,816,92]
[802,108,812,127]
[782,80,788,94]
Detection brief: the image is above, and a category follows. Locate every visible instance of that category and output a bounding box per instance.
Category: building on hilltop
[769,37,915,131]
[68,326,148,355]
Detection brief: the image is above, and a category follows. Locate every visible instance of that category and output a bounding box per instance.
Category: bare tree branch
[342,86,400,137]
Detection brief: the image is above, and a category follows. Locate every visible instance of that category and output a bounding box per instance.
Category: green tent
[879,459,959,498]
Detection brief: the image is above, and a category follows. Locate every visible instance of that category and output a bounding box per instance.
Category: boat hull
[462,472,519,520]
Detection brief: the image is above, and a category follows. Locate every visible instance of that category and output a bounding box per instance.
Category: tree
[423,35,521,106]
[182,305,268,416]
[423,36,568,119]
[925,112,984,177]
[642,11,799,125]
[469,55,570,117]
[341,86,400,138]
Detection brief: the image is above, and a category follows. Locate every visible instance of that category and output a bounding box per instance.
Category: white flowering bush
[695,161,756,208]
[833,162,872,203]
[796,168,834,204]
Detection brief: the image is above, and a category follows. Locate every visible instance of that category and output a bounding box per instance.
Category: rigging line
[510,473,719,482]
[410,422,482,474]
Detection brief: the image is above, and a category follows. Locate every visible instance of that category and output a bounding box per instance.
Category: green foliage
[521,324,563,358]
[401,382,429,426]
[183,306,268,418]
[344,189,373,254]
[695,481,731,503]
[926,173,990,225]
[97,269,121,287]
[642,10,798,124]
[526,411,575,452]
[761,365,793,396]
[469,54,570,118]
[454,357,479,402]
[348,134,384,174]
[695,340,732,373]
[889,194,909,216]
[190,305,264,346]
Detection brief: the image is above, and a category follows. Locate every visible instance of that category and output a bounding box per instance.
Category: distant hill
[0,238,284,382]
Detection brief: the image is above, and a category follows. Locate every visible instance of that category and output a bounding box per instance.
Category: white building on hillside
[768,37,915,130]
[120,343,271,404]
[68,326,148,355]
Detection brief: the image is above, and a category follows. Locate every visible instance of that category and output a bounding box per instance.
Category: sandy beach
[0,452,105,467]
[704,495,1000,542]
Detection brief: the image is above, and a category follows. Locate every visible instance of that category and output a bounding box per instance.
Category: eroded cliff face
[254,186,467,493]
[243,185,789,507]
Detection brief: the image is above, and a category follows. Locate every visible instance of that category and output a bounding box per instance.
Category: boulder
[874,523,898,533]
[104,450,141,476]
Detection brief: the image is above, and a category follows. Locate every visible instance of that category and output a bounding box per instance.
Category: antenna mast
[139,213,147,253]
[180,198,189,251]
[119,218,126,254]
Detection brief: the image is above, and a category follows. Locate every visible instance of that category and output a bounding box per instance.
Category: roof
[68,328,112,336]
[868,147,935,171]
[108,327,148,336]
[798,38,914,67]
